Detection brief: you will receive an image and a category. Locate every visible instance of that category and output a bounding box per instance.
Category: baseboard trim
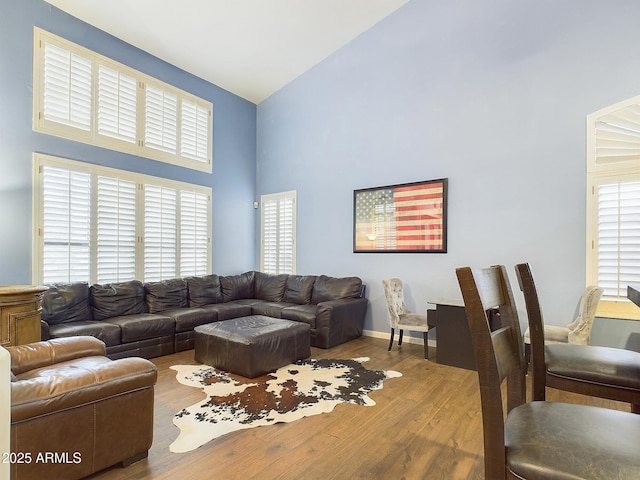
[362,329,437,347]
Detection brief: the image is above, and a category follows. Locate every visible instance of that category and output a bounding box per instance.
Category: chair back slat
[492,326,520,383]
[515,262,549,401]
[456,265,527,480]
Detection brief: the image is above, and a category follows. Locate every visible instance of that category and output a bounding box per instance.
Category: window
[586,95,640,320]
[260,191,296,275]
[33,153,211,284]
[33,27,213,172]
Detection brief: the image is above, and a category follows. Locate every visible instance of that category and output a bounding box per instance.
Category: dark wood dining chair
[515,262,640,414]
[456,265,640,480]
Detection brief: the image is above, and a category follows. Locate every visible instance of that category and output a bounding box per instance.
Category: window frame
[33,27,213,173]
[586,94,640,320]
[32,153,212,285]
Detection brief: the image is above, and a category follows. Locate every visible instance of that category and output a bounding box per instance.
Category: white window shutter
[42,166,91,283]
[181,99,210,163]
[96,176,137,283]
[43,42,92,131]
[144,84,177,154]
[597,180,640,300]
[278,196,295,274]
[180,190,209,276]
[593,103,640,168]
[261,191,296,275]
[262,200,278,274]
[97,65,137,143]
[144,184,177,281]
[35,154,212,285]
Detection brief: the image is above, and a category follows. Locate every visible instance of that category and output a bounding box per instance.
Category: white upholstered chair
[522,284,603,349]
[382,278,432,359]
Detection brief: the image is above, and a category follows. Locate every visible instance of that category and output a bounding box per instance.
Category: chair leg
[388,328,395,351]
[398,329,404,346]
[423,331,429,359]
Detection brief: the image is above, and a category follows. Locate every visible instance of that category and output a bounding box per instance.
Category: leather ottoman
[194,315,311,378]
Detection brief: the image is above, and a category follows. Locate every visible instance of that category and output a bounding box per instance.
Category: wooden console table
[427,298,502,371]
[0,285,47,347]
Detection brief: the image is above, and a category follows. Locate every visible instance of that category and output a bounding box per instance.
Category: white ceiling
[44,0,409,104]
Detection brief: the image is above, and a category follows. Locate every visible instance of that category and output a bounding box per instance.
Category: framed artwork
[353,178,448,253]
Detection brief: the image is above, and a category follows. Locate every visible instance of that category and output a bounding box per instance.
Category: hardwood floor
[87,336,629,480]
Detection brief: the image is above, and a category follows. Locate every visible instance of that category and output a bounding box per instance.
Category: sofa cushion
[311,275,362,304]
[42,282,92,325]
[251,301,296,318]
[185,274,223,307]
[10,354,157,423]
[103,313,175,343]
[145,278,188,313]
[48,321,122,347]
[199,302,252,321]
[281,304,318,329]
[91,280,147,320]
[255,272,288,302]
[163,307,216,333]
[282,275,316,305]
[220,271,255,302]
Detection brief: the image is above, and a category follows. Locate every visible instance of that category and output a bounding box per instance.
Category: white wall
[256,0,640,346]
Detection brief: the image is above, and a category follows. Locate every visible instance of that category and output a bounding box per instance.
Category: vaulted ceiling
[44,0,409,103]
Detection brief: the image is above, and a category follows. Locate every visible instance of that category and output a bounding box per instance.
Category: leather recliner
[7,336,157,479]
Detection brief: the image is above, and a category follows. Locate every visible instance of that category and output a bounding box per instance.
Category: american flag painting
[353,179,447,253]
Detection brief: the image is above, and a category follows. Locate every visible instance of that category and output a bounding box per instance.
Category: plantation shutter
[596,180,640,301]
[96,176,137,283]
[144,84,177,154]
[43,42,92,131]
[592,103,640,169]
[278,196,295,274]
[144,184,177,281]
[42,166,91,283]
[262,200,278,274]
[181,99,210,163]
[97,65,137,143]
[180,190,210,276]
[261,191,296,275]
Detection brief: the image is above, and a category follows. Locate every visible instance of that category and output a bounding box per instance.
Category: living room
[3,0,640,350]
[2,0,640,478]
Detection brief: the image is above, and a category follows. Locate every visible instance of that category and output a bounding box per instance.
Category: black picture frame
[353,178,448,253]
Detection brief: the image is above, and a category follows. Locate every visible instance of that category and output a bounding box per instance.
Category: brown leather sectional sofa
[41,271,368,359]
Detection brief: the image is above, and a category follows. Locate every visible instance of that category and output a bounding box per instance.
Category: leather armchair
[7,336,157,479]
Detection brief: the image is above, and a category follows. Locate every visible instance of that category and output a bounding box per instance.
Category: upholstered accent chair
[456,264,640,479]
[522,284,603,349]
[382,278,432,359]
[7,336,157,479]
[516,262,640,414]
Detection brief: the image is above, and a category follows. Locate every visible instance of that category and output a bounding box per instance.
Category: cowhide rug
[169,357,401,453]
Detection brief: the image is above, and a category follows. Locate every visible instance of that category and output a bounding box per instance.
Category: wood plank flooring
[86,336,629,480]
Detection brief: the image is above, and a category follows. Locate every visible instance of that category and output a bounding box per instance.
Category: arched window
[586,95,640,320]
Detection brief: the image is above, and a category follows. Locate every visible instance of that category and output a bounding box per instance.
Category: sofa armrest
[40,319,50,341]
[8,336,107,376]
[315,297,368,348]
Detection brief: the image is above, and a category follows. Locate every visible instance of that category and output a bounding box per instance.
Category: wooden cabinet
[0,286,47,347]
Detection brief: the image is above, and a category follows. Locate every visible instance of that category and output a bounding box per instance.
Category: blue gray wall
[256,0,640,348]
[0,0,257,282]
